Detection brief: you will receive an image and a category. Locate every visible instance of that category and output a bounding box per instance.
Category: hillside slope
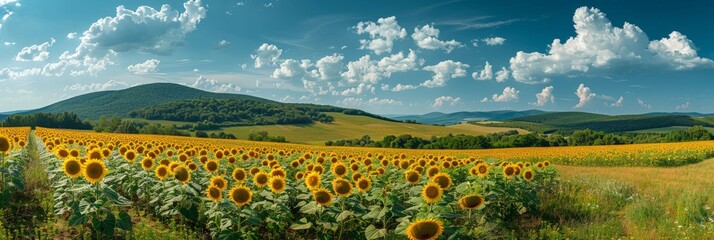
[393,110,547,125]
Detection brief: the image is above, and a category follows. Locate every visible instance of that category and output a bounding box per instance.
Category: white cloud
[3,41,14,46]
[491,86,519,102]
[15,38,55,62]
[482,37,506,46]
[610,96,624,107]
[411,24,463,53]
[252,43,282,68]
[341,97,403,107]
[637,98,652,109]
[421,60,469,88]
[480,97,489,103]
[676,101,690,110]
[367,97,402,106]
[66,32,77,39]
[271,59,303,79]
[472,61,493,80]
[315,54,344,81]
[531,86,554,106]
[355,16,407,55]
[495,67,510,82]
[391,83,418,92]
[432,96,461,107]
[217,40,231,49]
[341,50,419,85]
[63,80,128,92]
[0,0,18,30]
[191,75,241,93]
[574,83,596,108]
[509,6,714,84]
[335,83,375,96]
[127,59,160,74]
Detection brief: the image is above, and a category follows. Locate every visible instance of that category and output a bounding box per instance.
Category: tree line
[325,126,713,149]
[1,112,92,130]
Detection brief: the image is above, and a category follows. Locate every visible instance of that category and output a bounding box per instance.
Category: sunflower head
[432,173,452,190]
[405,170,421,184]
[87,149,104,161]
[173,166,191,184]
[232,168,247,182]
[210,176,228,190]
[83,159,107,184]
[476,163,489,178]
[0,136,11,154]
[356,177,371,192]
[331,178,353,197]
[503,165,517,178]
[313,188,333,206]
[332,163,348,177]
[421,182,442,204]
[270,168,286,178]
[155,165,169,180]
[269,176,287,193]
[205,160,219,172]
[253,172,269,187]
[295,171,305,180]
[305,172,321,190]
[206,186,222,202]
[229,185,252,207]
[426,166,440,178]
[141,158,154,171]
[458,194,485,209]
[405,218,444,240]
[62,158,82,178]
[523,169,535,181]
[56,148,70,159]
[124,150,137,162]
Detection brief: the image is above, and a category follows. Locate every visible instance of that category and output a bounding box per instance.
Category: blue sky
[1,0,713,115]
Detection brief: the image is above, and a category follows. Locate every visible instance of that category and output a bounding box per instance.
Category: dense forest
[325,126,713,149]
[1,112,92,130]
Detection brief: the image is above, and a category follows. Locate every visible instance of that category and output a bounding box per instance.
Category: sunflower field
[3,127,714,239]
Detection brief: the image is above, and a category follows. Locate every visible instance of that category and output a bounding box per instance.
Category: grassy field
[208,113,526,145]
[630,125,714,133]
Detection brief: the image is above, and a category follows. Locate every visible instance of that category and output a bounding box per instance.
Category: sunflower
[87,149,103,161]
[503,165,517,178]
[229,185,253,207]
[204,160,219,173]
[155,165,169,180]
[523,169,535,181]
[210,176,228,190]
[174,166,191,184]
[232,168,247,182]
[83,159,107,184]
[270,168,286,178]
[249,167,260,175]
[206,186,222,202]
[421,182,442,204]
[253,172,269,187]
[332,163,348,177]
[405,219,444,240]
[0,136,11,154]
[356,177,371,192]
[312,188,333,206]
[62,158,82,178]
[426,166,440,178]
[305,172,321,190]
[124,150,137,162]
[269,176,287,193]
[295,172,305,180]
[458,194,485,209]
[476,163,489,178]
[405,170,421,184]
[141,158,154,171]
[432,173,452,190]
[543,161,550,167]
[331,178,353,197]
[56,148,70,159]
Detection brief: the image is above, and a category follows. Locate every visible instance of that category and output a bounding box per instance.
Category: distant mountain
[6,83,393,122]
[393,110,547,125]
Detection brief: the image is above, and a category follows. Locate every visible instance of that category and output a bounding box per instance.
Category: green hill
[475,112,713,133]
[392,110,547,125]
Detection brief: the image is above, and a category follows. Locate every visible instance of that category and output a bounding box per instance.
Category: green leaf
[290,222,312,230]
[116,211,132,231]
[68,211,87,226]
[364,224,387,240]
[102,213,116,237]
[336,210,352,222]
[300,201,319,215]
[455,182,470,194]
[363,206,381,219]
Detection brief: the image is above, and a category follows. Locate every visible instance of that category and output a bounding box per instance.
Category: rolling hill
[392,110,547,125]
[474,112,714,133]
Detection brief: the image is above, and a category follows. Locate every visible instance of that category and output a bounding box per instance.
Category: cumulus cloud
[355,16,407,55]
[610,96,624,107]
[637,98,652,109]
[0,0,18,30]
[421,60,469,88]
[495,67,510,82]
[315,54,344,81]
[15,38,55,62]
[341,50,419,85]
[480,97,489,103]
[191,75,241,93]
[63,79,128,92]
[531,86,554,106]
[676,101,690,110]
[127,59,160,74]
[574,83,596,108]
[338,97,402,107]
[482,37,506,45]
[216,40,231,49]
[66,32,77,39]
[432,96,461,107]
[411,24,463,53]
[509,6,714,83]
[391,83,418,92]
[252,43,282,68]
[491,86,519,102]
[472,61,493,80]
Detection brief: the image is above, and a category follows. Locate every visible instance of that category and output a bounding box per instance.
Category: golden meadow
[2,127,714,239]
